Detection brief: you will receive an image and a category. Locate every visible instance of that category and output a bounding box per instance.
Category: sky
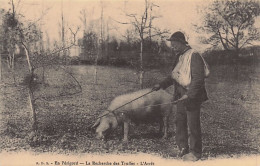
[0,0,259,52]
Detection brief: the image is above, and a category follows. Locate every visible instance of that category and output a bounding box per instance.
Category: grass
[0,61,259,160]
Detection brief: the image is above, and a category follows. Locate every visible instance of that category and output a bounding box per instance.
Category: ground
[0,61,259,161]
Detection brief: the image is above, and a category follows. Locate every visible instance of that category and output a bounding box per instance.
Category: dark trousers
[176,100,202,156]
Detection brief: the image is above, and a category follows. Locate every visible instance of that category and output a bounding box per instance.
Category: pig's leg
[120,124,124,140]
[159,118,164,134]
[162,116,169,139]
[123,121,129,142]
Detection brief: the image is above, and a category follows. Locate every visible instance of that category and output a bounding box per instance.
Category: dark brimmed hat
[166,31,188,44]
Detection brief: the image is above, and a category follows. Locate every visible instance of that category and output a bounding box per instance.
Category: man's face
[170,40,184,55]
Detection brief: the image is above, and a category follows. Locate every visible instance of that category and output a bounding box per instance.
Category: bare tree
[0,9,4,82]
[105,19,109,61]
[105,17,116,62]
[1,0,28,83]
[115,0,169,88]
[1,0,80,133]
[61,0,66,58]
[94,1,105,84]
[196,0,260,59]
[2,0,41,131]
[79,9,87,34]
[22,25,80,132]
[79,7,95,34]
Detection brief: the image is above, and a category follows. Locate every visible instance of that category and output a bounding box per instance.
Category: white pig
[92,89,174,142]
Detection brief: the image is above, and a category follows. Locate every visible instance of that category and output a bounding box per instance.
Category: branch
[239,39,252,49]
[217,28,230,50]
[150,15,161,20]
[21,42,33,72]
[34,64,82,102]
[46,26,79,56]
[59,65,82,93]
[141,0,149,30]
[11,0,16,18]
[47,43,77,56]
[216,6,238,42]
[125,14,142,36]
[126,13,141,28]
[239,34,259,49]
[69,26,80,44]
[221,37,236,48]
[110,17,130,25]
[126,13,138,18]
[150,31,169,38]
[151,2,159,8]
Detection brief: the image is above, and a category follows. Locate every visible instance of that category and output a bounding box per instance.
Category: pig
[92,88,174,142]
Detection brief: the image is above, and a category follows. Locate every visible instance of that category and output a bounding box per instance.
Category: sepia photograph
[0,0,259,165]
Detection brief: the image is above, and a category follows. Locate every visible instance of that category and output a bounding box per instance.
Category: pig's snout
[96,132,105,140]
[92,118,106,140]
[93,114,118,140]
[95,120,111,140]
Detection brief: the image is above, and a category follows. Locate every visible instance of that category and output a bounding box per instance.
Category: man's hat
[166,31,188,44]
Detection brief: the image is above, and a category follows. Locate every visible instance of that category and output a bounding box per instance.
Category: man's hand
[152,84,161,91]
[173,94,188,104]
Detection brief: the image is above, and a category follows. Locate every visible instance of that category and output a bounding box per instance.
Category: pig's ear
[91,118,101,129]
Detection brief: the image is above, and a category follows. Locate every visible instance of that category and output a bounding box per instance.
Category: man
[153,31,209,161]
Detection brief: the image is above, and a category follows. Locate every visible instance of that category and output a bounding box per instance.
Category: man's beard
[172,48,181,57]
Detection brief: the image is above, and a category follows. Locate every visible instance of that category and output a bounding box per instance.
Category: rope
[87,99,178,129]
[87,90,185,129]
[96,89,156,120]
[120,101,176,111]
[92,99,211,123]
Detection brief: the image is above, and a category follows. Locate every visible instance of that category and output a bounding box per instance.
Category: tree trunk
[6,51,16,83]
[61,0,67,65]
[7,53,12,69]
[0,53,2,82]
[11,52,16,84]
[139,70,144,89]
[23,45,32,72]
[94,63,98,84]
[233,49,240,80]
[139,40,144,89]
[94,45,99,84]
[94,2,103,84]
[28,84,38,131]
[23,44,38,131]
[106,21,109,62]
[219,34,229,50]
[42,65,45,85]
